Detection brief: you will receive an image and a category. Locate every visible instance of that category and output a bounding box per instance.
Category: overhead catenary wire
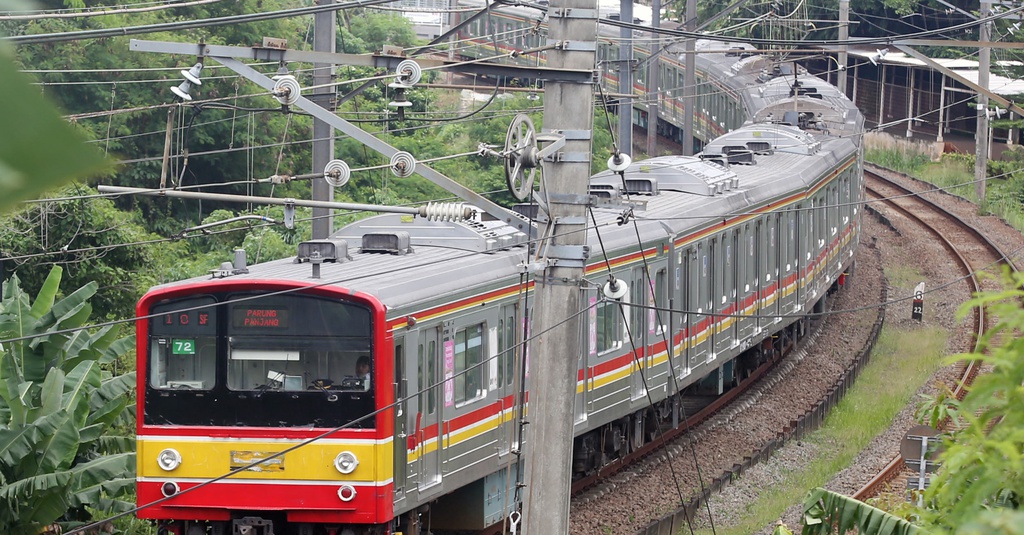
[6,0,1018,48]
[16,188,1024,535]
[0,0,224,20]
[13,147,1024,267]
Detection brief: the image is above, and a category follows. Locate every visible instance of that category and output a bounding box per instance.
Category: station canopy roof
[841,45,1024,96]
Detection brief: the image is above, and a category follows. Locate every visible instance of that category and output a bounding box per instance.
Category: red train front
[135,280,394,535]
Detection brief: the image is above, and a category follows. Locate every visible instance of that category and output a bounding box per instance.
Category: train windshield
[146,292,374,428]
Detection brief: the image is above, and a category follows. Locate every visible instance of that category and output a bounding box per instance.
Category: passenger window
[597,298,623,354]
[455,324,484,404]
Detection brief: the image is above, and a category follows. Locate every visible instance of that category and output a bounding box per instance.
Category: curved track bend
[854,167,1017,500]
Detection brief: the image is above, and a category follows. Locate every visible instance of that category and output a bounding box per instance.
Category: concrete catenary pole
[618,0,633,154]
[311,0,336,240]
[838,0,849,96]
[682,0,697,155]
[976,0,991,202]
[647,0,661,156]
[520,0,596,531]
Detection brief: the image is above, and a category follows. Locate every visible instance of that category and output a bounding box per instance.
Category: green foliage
[917,268,1024,533]
[801,488,923,535]
[342,10,420,53]
[0,185,172,319]
[0,267,135,533]
[0,56,110,214]
[864,148,931,175]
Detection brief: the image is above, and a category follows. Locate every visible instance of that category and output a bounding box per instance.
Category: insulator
[323,159,351,187]
[395,60,422,86]
[272,75,301,106]
[390,152,417,178]
[419,202,472,222]
[607,153,632,172]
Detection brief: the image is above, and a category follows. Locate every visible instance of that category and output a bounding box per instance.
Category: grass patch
[884,265,926,293]
[692,325,947,535]
[864,135,1024,233]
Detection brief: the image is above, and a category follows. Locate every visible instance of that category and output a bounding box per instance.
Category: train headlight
[157,448,182,471]
[334,451,359,474]
[337,485,357,502]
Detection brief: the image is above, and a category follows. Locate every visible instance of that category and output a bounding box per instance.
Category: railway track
[853,167,1017,500]
[480,166,991,534]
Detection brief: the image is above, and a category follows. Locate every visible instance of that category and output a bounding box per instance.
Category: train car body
[451,0,850,152]
[136,6,865,534]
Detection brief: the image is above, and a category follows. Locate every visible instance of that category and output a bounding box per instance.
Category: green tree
[790,269,1024,534]
[918,268,1024,533]
[0,185,179,319]
[0,46,109,214]
[0,266,136,534]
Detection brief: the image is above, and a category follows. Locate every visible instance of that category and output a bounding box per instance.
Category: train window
[455,323,485,405]
[149,336,216,390]
[655,268,667,334]
[223,294,372,393]
[631,267,646,342]
[149,297,217,390]
[497,318,505,387]
[146,293,374,428]
[395,341,405,417]
[419,336,437,414]
[502,306,517,387]
[596,298,623,354]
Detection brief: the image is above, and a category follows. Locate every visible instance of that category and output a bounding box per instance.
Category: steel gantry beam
[130,39,593,84]
[132,40,544,239]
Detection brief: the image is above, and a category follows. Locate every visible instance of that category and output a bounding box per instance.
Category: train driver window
[225,344,370,393]
[150,336,216,390]
[149,297,217,390]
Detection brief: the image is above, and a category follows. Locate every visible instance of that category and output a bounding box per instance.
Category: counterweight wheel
[503,114,540,201]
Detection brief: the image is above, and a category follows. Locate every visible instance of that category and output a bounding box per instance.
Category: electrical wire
[28,183,1024,535]
[7,0,1019,48]
[0,0,224,21]
[6,0,408,46]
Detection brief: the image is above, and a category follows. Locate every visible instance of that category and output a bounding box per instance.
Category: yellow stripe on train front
[137,436,393,483]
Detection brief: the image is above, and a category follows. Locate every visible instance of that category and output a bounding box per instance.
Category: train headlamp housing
[334,451,359,474]
[157,448,182,471]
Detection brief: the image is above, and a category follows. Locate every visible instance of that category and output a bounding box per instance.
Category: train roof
[146,4,864,315]
[151,124,857,314]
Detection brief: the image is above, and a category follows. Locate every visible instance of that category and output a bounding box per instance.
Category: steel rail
[852,166,1015,500]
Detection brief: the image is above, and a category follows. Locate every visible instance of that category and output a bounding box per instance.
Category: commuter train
[135,4,865,534]
[451,0,817,152]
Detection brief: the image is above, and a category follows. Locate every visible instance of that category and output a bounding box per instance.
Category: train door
[576,311,588,425]
[394,337,408,498]
[714,232,734,356]
[653,266,668,383]
[693,241,711,366]
[829,184,839,256]
[782,204,798,311]
[498,304,519,453]
[671,249,684,380]
[679,247,695,371]
[761,215,779,330]
[416,326,442,491]
[631,266,648,400]
[738,223,757,341]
